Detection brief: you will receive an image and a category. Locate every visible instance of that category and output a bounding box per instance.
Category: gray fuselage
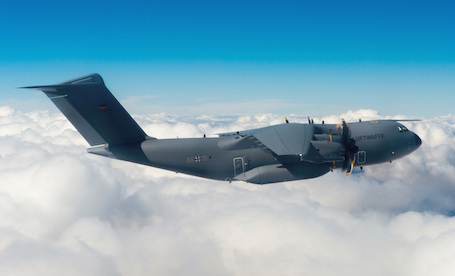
[28,74,421,185]
[107,120,421,184]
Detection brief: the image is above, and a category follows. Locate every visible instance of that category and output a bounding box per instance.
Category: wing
[218,123,310,155]
[219,123,345,164]
[251,124,313,162]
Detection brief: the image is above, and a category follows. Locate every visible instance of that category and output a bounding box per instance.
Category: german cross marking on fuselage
[186,155,209,164]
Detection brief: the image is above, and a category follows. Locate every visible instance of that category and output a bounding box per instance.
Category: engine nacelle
[308,140,344,163]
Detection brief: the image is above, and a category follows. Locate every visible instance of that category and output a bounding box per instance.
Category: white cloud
[1,106,455,275]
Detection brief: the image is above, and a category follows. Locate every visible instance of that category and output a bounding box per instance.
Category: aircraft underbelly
[236,163,331,184]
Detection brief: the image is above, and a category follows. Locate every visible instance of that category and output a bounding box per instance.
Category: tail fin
[24,74,151,146]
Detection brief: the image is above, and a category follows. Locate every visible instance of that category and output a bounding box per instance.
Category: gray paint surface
[25,74,422,184]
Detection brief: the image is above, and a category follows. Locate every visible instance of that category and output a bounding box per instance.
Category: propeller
[341,119,359,176]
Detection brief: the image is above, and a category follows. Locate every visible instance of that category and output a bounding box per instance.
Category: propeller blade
[340,118,358,174]
[341,118,349,141]
[342,155,348,171]
[346,155,356,177]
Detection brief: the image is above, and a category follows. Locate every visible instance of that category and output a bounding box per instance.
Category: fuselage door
[357,151,366,164]
[233,157,244,176]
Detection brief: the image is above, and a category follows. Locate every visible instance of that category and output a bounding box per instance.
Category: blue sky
[1,0,454,117]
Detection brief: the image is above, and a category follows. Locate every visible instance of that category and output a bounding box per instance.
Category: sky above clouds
[1,0,455,275]
[1,0,454,117]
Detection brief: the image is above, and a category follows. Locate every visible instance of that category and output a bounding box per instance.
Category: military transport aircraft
[25,74,422,184]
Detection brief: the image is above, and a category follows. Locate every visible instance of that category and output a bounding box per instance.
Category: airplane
[25,74,422,184]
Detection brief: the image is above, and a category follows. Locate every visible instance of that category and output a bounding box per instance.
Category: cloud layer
[1,106,455,275]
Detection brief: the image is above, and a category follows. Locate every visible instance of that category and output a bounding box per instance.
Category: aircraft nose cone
[414,133,422,148]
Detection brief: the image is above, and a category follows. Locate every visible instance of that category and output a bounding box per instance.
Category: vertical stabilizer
[24,74,150,146]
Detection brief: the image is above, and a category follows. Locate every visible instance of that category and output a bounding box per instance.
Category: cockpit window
[398,126,408,132]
